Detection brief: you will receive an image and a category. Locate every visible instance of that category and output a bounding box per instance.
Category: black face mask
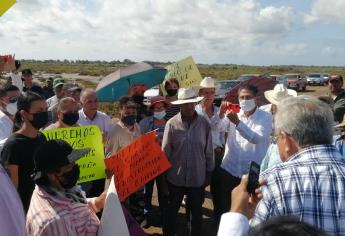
[62,112,79,126]
[59,165,80,189]
[166,89,178,97]
[121,115,137,126]
[30,111,49,129]
[132,95,144,104]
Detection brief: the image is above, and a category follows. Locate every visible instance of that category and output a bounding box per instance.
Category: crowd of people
[1,63,345,236]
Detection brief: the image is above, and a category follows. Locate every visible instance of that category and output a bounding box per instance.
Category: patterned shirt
[26,186,100,236]
[251,145,345,235]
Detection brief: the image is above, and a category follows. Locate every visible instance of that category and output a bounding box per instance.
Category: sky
[1,0,345,66]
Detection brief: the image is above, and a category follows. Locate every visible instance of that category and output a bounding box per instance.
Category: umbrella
[96,62,167,102]
[225,76,278,107]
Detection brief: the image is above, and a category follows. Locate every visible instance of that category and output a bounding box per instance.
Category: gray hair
[80,88,96,102]
[274,96,334,147]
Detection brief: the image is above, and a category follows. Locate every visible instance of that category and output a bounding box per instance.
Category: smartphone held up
[247,161,260,194]
[228,104,240,113]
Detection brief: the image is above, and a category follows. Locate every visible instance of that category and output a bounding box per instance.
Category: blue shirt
[252,145,345,235]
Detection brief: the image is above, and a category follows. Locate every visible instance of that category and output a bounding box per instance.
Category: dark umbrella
[96,62,167,102]
[225,76,278,107]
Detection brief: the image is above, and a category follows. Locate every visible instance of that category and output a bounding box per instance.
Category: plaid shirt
[251,145,345,235]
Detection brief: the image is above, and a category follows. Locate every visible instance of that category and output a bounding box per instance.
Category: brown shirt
[162,112,214,187]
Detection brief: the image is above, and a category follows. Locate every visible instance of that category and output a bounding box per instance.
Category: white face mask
[239,99,256,112]
[153,111,166,120]
[6,102,17,115]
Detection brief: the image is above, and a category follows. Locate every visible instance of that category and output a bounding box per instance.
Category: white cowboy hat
[194,77,220,91]
[171,88,204,105]
[264,84,297,105]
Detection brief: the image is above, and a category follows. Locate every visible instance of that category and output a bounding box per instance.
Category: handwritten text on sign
[163,56,202,91]
[104,131,171,202]
[43,126,106,183]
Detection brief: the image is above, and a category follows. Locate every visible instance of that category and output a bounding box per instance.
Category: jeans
[166,182,204,236]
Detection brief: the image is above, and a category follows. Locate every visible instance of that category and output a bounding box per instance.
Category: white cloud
[0,0,295,62]
[272,43,307,56]
[304,0,345,24]
[322,46,337,56]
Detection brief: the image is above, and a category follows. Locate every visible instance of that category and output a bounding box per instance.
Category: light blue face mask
[239,99,256,112]
[153,111,166,120]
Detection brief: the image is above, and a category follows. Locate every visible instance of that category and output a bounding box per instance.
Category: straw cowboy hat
[194,77,220,91]
[264,84,297,105]
[171,88,204,105]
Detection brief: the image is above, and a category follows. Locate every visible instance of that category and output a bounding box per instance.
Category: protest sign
[104,131,171,202]
[0,0,16,17]
[98,177,130,236]
[42,125,106,183]
[161,56,202,93]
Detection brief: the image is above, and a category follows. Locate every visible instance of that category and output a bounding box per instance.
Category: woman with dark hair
[164,78,180,120]
[1,91,48,212]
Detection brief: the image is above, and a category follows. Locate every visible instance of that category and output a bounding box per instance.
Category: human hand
[230,175,266,220]
[220,101,232,118]
[95,191,107,210]
[227,111,240,126]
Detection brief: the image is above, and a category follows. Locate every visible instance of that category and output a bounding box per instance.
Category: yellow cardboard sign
[42,125,106,183]
[162,56,202,93]
[0,0,16,16]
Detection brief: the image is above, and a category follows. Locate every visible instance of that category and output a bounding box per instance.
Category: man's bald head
[80,89,97,103]
[80,89,98,119]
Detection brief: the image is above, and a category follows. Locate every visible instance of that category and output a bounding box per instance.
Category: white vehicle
[306,73,325,86]
[143,86,160,105]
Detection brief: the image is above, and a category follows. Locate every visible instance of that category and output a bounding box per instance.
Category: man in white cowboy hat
[162,87,214,236]
[260,84,297,114]
[260,84,297,172]
[217,84,272,221]
[195,77,225,222]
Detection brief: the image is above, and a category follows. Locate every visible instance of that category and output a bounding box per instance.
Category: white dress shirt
[218,212,249,236]
[0,110,13,141]
[196,104,224,149]
[219,108,272,177]
[78,109,112,136]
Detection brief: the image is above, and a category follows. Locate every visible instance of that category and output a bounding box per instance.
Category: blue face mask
[121,115,137,126]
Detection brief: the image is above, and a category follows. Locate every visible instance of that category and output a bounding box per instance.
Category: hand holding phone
[228,104,240,113]
[247,161,260,194]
